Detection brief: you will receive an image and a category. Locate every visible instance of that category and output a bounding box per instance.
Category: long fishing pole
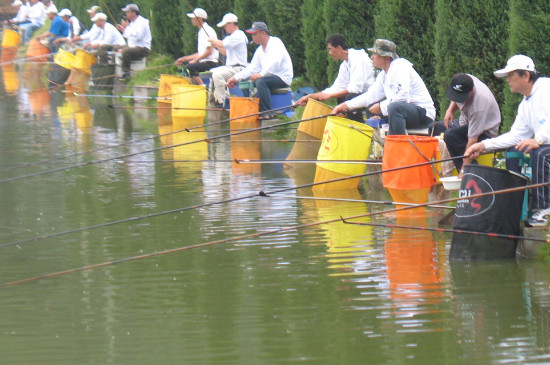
[0,154,466,249]
[0,106,313,175]
[120,159,383,164]
[340,219,547,242]
[2,180,548,288]
[281,195,454,210]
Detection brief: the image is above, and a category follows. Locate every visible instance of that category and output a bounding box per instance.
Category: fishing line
[2,179,548,288]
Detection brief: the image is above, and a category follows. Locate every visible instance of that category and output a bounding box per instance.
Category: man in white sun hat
[466,55,550,227]
[116,3,152,79]
[73,6,103,45]
[84,13,126,64]
[175,8,220,85]
[4,1,29,27]
[207,13,248,108]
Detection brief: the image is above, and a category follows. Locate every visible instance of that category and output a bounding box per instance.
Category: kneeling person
[466,55,550,226]
[433,73,501,170]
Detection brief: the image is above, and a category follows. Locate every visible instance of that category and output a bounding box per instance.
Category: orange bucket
[158,74,190,104]
[382,135,439,191]
[229,97,260,123]
[28,88,50,115]
[230,121,261,174]
[72,49,97,74]
[26,39,50,62]
[2,29,20,49]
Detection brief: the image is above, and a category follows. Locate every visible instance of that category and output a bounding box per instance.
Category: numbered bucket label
[455,173,495,217]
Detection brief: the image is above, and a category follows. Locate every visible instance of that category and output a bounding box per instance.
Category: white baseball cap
[217,13,238,27]
[187,8,207,19]
[121,4,139,12]
[494,55,536,77]
[59,9,72,17]
[11,1,22,7]
[87,5,101,14]
[91,12,107,22]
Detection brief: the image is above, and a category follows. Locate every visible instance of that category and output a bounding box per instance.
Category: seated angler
[432,73,501,171]
[466,55,550,226]
[175,8,219,85]
[333,39,435,135]
[35,8,69,54]
[208,13,248,108]
[116,3,152,80]
[227,22,293,120]
[83,13,126,64]
[72,6,103,46]
[4,1,29,27]
[296,34,375,123]
[19,0,46,43]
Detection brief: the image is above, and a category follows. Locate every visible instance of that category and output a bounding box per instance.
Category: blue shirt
[49,15,69,37]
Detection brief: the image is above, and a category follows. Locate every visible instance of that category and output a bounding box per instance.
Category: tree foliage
[434,0,509,119]
[301,0,328,89]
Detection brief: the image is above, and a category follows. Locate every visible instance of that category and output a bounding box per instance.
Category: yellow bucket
[2,65,19,94]
[2,29,19,49]
[54,49,76,69]
[171,84,207,119]
[158,74,190,104]
[297,98,333,139]
[313,117,373,190]
[72,49,97,74]
[172,116,209,164]
[26,39,50,62]
[229,97,260,123]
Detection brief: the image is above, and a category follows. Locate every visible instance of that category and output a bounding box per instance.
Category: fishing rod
[2,179,548,288]
[0,105,309,174]
[0,154,471,249]
[0,51,59,66]
[282,195,454,210]
[182,0,211,38]
[340,219,548,243]
[120,159,383,165]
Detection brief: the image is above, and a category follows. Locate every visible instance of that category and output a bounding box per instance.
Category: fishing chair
[505,151,531,221]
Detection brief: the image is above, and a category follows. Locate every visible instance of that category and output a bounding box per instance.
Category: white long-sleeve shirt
[323,48,375,95]
[484,78,550,150]
[233,36,293,86]
[68,16,81,38]
[12,5,29,23]
[122,15,151,49]
[197,22,218,63]
[26,1,45,26]
[222,29,247,67]
[346,58,436,120]
[92,23,126,47]
[79,23,102,42]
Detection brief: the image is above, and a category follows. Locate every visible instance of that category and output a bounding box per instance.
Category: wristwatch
[535,136,546,146]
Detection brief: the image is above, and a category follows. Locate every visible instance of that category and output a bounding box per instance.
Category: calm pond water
[1,64,550,364]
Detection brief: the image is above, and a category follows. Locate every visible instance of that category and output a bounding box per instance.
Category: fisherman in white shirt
[4,1,29,26]
[296,33,375,123]
[207,13,248,108]
[466,55,550,227]
[333,39,436,135]
[83,13,126,64]
[43,0,56,14]
[175,8,220,86]
[51,9,86,45]
[73,6,103,45]
[116,3,151,79]
[19,0,45,43]
[227,22,293,119]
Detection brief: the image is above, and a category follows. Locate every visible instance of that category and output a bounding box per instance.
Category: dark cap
[446,73,474,103]
[246,22,269,34]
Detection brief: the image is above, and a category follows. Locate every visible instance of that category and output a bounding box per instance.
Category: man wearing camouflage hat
[333,39,435,135]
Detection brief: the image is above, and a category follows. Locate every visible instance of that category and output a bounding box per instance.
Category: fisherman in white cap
[19,0,46,43]
[333,39,436,134]
[175,8,220,85]
[116,3,152,80]
[84,13,126,64]
[227,21,293,119]
[4,1,29,27]
[50,8,86,45]
[466,55,550,226]
[73,6,103,45]
[35,7,69,53]
[207,13,248,107]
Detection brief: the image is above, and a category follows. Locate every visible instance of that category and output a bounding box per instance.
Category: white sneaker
[526,207,550,227]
